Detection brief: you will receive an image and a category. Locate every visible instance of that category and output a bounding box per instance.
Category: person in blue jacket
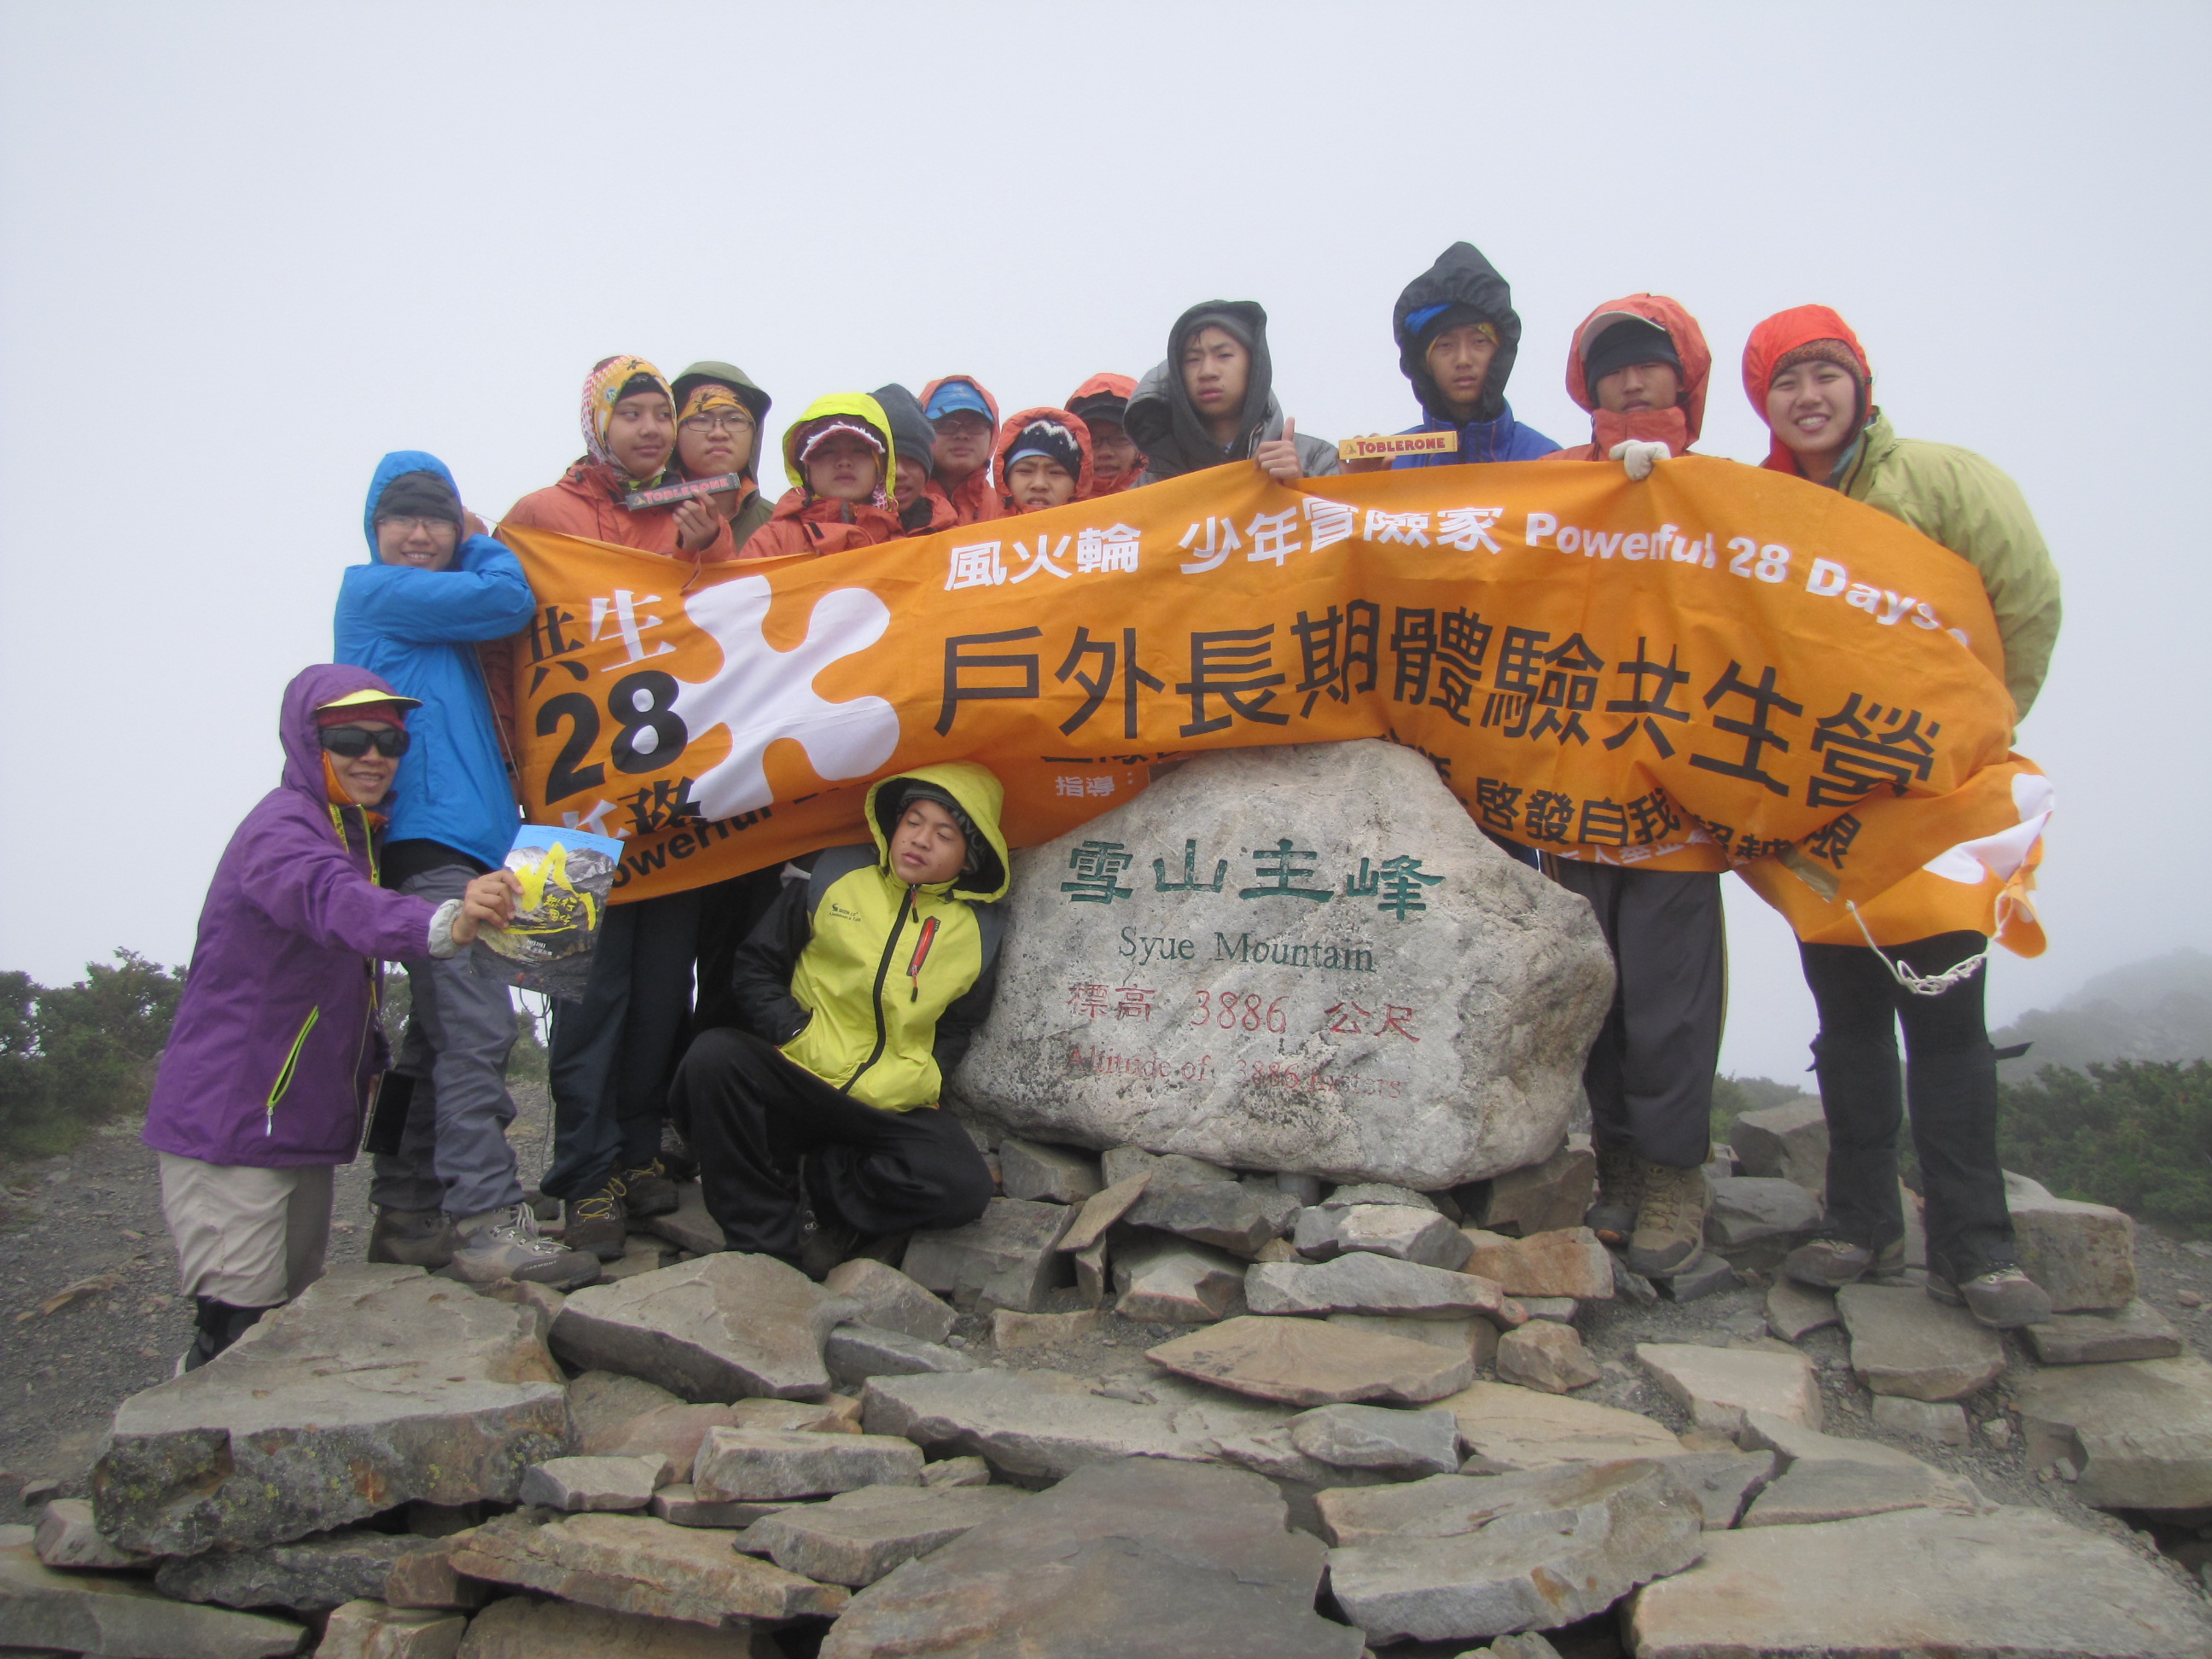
[333,451,597,1289]
[1349,242,1559,472]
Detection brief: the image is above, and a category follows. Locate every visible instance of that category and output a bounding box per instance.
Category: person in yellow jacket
[668,763,1007,1273]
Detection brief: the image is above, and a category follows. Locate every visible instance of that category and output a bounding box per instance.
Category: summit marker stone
[949,742,1614,1188]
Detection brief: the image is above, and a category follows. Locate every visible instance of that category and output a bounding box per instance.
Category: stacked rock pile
[12,1103,2212,1659]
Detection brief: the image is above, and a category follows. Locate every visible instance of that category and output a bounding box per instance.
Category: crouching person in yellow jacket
[669,764,1006,1276]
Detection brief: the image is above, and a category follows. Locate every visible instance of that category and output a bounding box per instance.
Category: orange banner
[499,458,2046,941]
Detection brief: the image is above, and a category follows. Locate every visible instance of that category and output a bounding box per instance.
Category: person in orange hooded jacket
[741,395,906,561]
[992,407,1094,514]
[503,357,739,561]
[1065,374,1144,497]
[917,376,1005,526]
[1540,297,1725,1284]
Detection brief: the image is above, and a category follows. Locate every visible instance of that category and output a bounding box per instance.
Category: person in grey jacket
[1126,300,1341,485]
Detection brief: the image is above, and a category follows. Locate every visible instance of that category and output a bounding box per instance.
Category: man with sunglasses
[335,453,597,1289]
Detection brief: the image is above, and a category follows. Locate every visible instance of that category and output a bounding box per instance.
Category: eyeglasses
[682,411,756,434]
[321,725,410,758]
[375,515,456,536]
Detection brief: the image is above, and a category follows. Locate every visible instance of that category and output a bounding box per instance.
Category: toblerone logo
[1337,431,1461,463]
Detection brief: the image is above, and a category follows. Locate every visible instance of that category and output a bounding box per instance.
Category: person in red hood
[992,407,1094,513]
[741,395,906,561]
[1065,374,1144,497]
[503,357,738,560]
[918,376,1005,526]
[1744,305,2061,1332]
[1553,295,1712,474]
[1542,296,1725,1284]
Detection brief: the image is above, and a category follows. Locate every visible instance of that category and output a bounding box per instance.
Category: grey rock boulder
[153,1527,444,1610]
[1127,1180,1297,1255]
[1148,1315,1474,1406]
[949,742,1615,1189]
[2026,1299,2184,1365]
[2015,1354,2212,1511]
[32,1500,148,1571]
[1705,1177,1823,1247]
[996,1138,1103,1204]
[1438,1382,1689,1473]
[91,1265,568,1557]
[551,1253,851,1403]
[819,1260,956,1345]
[1741,1457,1986,1527]
[516,1454,671,1512]
[453,1596,783,1658]
[1295,1204,1471,1269]
[824,1323,975,1389]
[1288,1405,1458,1476]
[1633,1342,1822,1433]
[1461,1142,1596,1237]
[691,1427,923,1501]
[1247,1254,1509,1320]
[0,1525,303,1659]
[742,1484,1029,1586]
[2005,1171,2139,1313]
[819,1457,1364,1658]
[902,1197,1075,1313]
[1113,1233,1249,1322]
[1728,1098,1828,1193]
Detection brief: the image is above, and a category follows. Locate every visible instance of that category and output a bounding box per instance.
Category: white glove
[1610,439,1669,480]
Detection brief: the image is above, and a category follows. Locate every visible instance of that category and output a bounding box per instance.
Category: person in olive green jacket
[1745,304,2060,1332]
[667,763,1006,1276]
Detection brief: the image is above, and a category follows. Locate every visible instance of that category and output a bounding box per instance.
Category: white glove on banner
[1610,439,1669,480]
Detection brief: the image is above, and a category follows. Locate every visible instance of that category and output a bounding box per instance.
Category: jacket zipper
[841,888,915,1092]
[266,1006,321,1135]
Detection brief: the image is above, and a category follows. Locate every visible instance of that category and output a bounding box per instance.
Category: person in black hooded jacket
[1347,242,1559,470]
[873,383,956,537]
[1126,300,1341,485]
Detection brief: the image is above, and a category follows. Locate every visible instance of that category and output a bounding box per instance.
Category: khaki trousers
[157,1152,333,1307]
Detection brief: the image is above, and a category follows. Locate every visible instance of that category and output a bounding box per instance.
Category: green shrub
[1711,1073,1802,1145]
[1999,1060,2212,1236]
[0,952,185,1165]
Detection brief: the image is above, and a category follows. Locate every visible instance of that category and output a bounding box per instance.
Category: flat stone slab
[91,1265,568,1556]
[2016,1354,2212,1511]
[1101,1147,1236,1189]
[1706,1176,1823,1246]
[903,1197,1075,1313]
[32,1499,148,1571]
[1742,1456,1985,1526]
[2006,1173,2139,1313]
[1871,1394,1970,1444]
[569,1373,749,1470]
[1054,1171,1151,1254]
[1114,1233,1249,1322]
[449,1511,847,1624]
[518,1455,671,1512]
[1635,1342,1822,1434]
[991,1307,1100,1350]
[997,1138,1103,1204]
[0,1526,304,1658]
[1247,1254,1509,1320]
[552,1254,848,1404]
[637,1183,726,1256]
[921,1456,992,1487]
[1494,1322,1600,1394]
[318,1598,465,1659]
[1663,1448,1777,1529]
[648,1485,805,1529]
[1837,1283,2005,1401]
[1148,1315,1474,1406]
[1288,1405,1459,1476]
[824,1323,974,1389]
[153,1527,445,1611]
[1330,1313,1499,1370]
[1464,1143,1595,1237]
[2026,1299,2183,1365]
[743,1484,1030,1586]
[454,1595,781,1657]
[1456,1228,1614,1299]
[820,1260,956,1345]
[819,1457,1363,1658]
[691,1428,923,1501]
[1323,1459,1704,1645]
[1627,1504,2212,1657]
[1764,1277,1839,1341]
[1735,1410,1926,1471]
[1438,1382,1688,1473]
[1729,1098,1828,1193]
[1295,1204,1471,1269]
[1127,1179,1296,1255]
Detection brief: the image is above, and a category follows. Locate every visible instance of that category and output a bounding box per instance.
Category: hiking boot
[366,1208,457,1270]
[563,1179,630,1261]
[1780,1236,1906,1289]
[1928,1263,2053,1330]
[620,1158,680,1219]
[181,1297,268,1373]
[658,1123,699,1184]
[1626,1159,1708,1279]
[451,1203,601,1290]
[1586,1140,1644,1249]
[797,1220,861,1284]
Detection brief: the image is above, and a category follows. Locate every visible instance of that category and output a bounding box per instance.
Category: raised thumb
[1282,416,1296,444]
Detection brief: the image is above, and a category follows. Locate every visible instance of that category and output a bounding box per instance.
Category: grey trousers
[1549,860,1726,1170]
[368,864,524,1220]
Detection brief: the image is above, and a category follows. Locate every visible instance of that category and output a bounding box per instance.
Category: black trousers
[1799,930,2013,1284]
[667,1027,994,1264]
[543,889,701,1201]
[1550,862,1726,1170]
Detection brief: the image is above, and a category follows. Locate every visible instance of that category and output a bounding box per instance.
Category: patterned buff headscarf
[581,355,674,483]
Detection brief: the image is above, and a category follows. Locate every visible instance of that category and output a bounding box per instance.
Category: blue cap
[924,381,992,422]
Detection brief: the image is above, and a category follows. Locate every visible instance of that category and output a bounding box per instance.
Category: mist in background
[3,3,2202,1081]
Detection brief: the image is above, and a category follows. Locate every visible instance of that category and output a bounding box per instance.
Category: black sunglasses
[320,725,410,759]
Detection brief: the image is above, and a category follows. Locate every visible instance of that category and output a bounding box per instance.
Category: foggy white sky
[2,3,2203,1081]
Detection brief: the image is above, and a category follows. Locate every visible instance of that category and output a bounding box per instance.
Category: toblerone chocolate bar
[625,473,745,510]
[1337,431,1461,463]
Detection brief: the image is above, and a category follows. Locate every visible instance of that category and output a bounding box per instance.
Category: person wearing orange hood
[992,407,1093,513]
[918,376,1005,526]
[1745,304,2062,1330]
[1065,374,1144,497]
[741,394,905,561]
[1543,296,1725,1284]
[503,357,738,560]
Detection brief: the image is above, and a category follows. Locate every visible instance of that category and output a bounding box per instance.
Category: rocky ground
[9,1095,2212,1656]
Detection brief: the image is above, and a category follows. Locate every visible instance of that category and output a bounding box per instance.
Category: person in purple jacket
[143,665,535,1371]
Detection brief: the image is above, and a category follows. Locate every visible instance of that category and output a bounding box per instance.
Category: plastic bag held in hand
[1609,439,1669,480]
